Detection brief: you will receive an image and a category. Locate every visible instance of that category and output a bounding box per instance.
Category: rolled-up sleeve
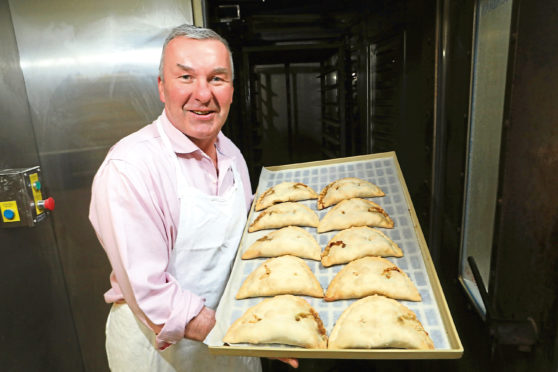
[89,158,204,348]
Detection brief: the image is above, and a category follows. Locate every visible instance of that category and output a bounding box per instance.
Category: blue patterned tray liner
[207,156,450,350]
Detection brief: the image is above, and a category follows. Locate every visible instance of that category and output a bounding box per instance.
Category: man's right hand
[184,306,216,341]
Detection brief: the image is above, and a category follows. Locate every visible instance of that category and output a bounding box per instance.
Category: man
[90,24,296,371]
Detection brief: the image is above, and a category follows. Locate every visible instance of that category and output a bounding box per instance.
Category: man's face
[158,37,234,147]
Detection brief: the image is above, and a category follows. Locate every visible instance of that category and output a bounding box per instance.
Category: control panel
[0,166,55,228]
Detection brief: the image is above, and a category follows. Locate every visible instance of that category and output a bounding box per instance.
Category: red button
[43,197,55,211]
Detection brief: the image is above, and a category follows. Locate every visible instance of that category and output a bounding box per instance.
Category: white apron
[105,118,261,372]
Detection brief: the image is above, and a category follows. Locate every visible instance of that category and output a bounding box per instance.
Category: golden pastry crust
[242,226,321,260]
[318,177,384,210]
[248,202,319,232]
[324,256,421,302]
[255,182,318,211]
[328,295,434,350]
[236,255,324,299]
[317,198,394,233]
[321,226,402,267]
[223,295,328,348]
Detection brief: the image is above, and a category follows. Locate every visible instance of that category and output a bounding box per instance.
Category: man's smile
[189,109,214,116]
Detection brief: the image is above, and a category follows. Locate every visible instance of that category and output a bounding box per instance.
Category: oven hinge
[467,256,538,352]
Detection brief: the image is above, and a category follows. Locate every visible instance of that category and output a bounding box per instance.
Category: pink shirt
[89,111,252,347]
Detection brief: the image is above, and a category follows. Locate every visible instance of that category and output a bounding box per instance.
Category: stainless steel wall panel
[7,1,194,370]
[0,5,38,169]
[10,1,193,154]
[0,1,83,371]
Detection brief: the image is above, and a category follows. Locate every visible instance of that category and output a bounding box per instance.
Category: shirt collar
[160,110,226,156]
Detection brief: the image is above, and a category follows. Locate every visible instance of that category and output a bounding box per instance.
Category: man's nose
[193,79,212,103]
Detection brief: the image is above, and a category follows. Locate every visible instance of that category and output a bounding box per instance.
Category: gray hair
[159,24,234,81]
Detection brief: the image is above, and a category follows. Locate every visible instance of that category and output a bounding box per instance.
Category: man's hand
[269,357,299,369]
[184,306,216,341]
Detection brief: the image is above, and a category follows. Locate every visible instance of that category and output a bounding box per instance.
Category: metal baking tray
[206,152,463,359]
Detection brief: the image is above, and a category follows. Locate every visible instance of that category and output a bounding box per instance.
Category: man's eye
[180,75,192,80]
[211,76,225,82]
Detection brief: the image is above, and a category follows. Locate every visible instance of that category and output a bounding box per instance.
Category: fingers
[184,306,216,341]
[269,357,299,369]
[281,358,299,369]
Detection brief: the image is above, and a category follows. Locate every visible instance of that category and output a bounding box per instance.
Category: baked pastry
[321,226,402,267]
[318,177,385,209]
[328,295,434,350]
[242,226,321,260]
[324,256,421,302]
[236,255,324,299]
[255,182,318,211]
[223,294,328,348]
[317,198,394,233]
[248,202,319,233]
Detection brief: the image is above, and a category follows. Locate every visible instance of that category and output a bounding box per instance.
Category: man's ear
[157,76,166,103]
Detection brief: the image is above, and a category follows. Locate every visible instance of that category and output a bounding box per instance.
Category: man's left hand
[269,357,299,369]
[184,306,216,341]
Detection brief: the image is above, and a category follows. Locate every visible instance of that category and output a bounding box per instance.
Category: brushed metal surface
[0,2,82,370]
[490,0,558,366]
[7,1,194,370]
